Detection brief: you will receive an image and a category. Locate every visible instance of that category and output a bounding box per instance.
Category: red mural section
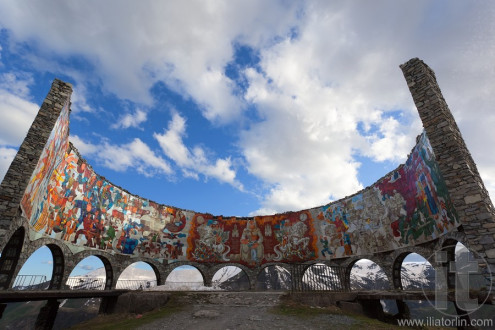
[187,211,316,267]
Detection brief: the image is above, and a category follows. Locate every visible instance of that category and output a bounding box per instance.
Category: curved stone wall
[2,58,494,298]
[18,95,459,268]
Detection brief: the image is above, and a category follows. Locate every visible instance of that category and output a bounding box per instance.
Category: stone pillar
[289,264,304,291]
[34,299,60,330]
[247,270,258,291]
[203,273,213,288]
[99,296,119,315]
[401,58,495,275]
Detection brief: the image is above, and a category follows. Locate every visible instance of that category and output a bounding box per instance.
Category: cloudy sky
[0,0,494,217]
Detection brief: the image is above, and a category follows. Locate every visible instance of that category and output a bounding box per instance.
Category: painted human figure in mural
[240,220,264,265]
[191,216,231,262]
[320,236,332,257]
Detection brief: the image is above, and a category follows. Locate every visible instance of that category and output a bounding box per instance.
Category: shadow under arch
[0,226,25,289]
[70,251,114,290]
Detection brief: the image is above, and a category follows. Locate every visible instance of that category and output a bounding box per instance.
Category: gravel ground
[136,292,358,330]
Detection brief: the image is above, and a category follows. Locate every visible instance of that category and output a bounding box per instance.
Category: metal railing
[116,279,157,290]
[291,264,347,292]
[12,275,48,290]
[66,277,106,290]
[162,281,206,290]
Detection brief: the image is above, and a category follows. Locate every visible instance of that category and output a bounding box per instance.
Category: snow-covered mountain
[64,260,438,291]
[351,260,435,290]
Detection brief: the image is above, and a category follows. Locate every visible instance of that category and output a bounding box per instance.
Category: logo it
[420,244,492,317]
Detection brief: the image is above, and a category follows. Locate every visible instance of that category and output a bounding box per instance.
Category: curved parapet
[18,126,460,269]
[1,59,494,289]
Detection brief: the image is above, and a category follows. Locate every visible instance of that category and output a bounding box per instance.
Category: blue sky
[1,1,495,278]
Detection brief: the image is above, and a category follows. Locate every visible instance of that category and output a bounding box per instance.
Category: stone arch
[256,263,292,291]
[441,237,491,291]
[392,249,435,290]
[163,261,208,286]
[342,256,363,291]
[69,251,115,290]
[208,263,254,290]
[116,258,164,288]
[210,263,252,291]
[16,237,71,290]
[346,257,391,291]
[0,226,25,289]
[115,258,160,290]
[45,244,64,289]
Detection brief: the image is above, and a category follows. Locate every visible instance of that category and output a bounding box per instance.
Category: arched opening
[14,245,57,290]
[116,262,158,290]
[66,256,109,290]
[394,253,435,290]
[256,265,291,291]
[212,266,250,291]
[455,242,488,289]
[164,265,205,290]
[453,241,495,320]
[0,227,25,289]
[349,259,390,291]
[302,263,345,291]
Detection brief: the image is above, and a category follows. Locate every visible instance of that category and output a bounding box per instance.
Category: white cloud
[1,1,494,215]
[0,72,33,98]
[363,115,422,163]
[70,135,172,177]
[0,76,38,146]
[111,108,147,129]
[0,146,17,181]
[69,135,98,155]
[0,0,300,123]
[240,1,495,214]
[70,84,95,114]
[154,112,243,190]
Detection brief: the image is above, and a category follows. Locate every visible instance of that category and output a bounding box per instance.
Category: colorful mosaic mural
[21,100,70,226]
[21,102,458,267]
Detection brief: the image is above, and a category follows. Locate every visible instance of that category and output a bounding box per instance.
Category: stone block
[114,292,170,314]
[479,235,494,245]
[485,249,495,259]
[464,194,482,204]
[339,301,363,315]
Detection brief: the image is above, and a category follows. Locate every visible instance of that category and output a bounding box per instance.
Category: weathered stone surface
[193,310,221,319]
[465,194,482,204]
[114,292,170,314]
[485,249,495,259]
[401,58,495,287]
